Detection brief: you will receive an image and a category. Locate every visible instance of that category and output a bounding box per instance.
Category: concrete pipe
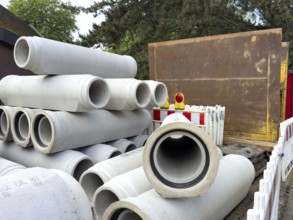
[107,138,137,153]
[31,109,151,154]
[11,107,38,147]
[93,167,152,219]
[104,79,151,110]
[145,80,168,108]
[14,36,137,78]
[143,113,219,198]
[0,106,18,141]
[128,134,149,148]
[0,141,93,180]
[79,148,143,203]
[0,157,26,176]
[0,167,92,220]
[79,144,121,164]
[104,154,255,220]
[0,74,110,112]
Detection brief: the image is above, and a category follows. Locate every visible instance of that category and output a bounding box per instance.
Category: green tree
[8,0,79,42]
[80,0,255,79]
[231,0,293,69]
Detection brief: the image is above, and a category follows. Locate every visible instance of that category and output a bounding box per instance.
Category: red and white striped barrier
[149,105,225,145]
[247,116,293,220]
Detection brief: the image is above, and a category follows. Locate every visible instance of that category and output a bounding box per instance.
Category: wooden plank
[149,29,283,142]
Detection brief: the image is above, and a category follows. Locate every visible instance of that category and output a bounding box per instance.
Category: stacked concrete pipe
[145,80,168,108]
[0,141,93,180]
[79,148,144,203]
[104,79,151,110]
[128,134,149,148]
[104,154,255,220]
[13,36,137,78]
[0,157,26,176]
[0,105,18,141]
[0,167,92,220]
[106,138,137,153]
[0,74,110,112]
[143,113,220,198]
[11,107,38,147]
[79,144,121,164]
[93,166,152,219]
[31,109,151,154]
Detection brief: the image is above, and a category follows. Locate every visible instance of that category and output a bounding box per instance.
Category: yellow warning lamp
[161,96,170,109]
[174,92,185,110]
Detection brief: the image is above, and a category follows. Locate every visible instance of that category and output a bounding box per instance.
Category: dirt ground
[224,168,293,220]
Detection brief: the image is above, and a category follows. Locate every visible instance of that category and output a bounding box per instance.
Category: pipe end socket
[129,81,151,109]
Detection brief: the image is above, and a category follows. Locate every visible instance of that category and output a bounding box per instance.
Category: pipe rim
[0,109,8,137]
[87,78,110,109]
[13,37,31,68]
[150,129,209,187]
[132,82,151,109]
[93,188,120,220]
[79,171,104,202]
[72,158,94,181]
[153,83,168,107]
[12,111,30,143]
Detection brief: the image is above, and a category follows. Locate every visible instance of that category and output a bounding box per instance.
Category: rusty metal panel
[280,42,289,122]
[148,29,282,142]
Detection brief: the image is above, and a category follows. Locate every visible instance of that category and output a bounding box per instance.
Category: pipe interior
[94,189,119,219]
[14,39,29,67]
[33,115,52,148]
[117,209,142,220]
[125,143,136,152]
[109,151,121,158]
[80,173,104,201]
[153,131,206,184]
[135,83,150,106]
[89,80,109,108]
[0,110,8,136]
[73,159,94,181]
[154,84,168,106]
[18,113,30,140]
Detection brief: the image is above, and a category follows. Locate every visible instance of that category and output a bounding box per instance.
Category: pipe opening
[33,115,52,148]
[89,80,109,108]
[14,38,29,67]
[125,143,136,152]
[117,209,142,220]
[73,159,94,181]
[0,110,8,136]
[109,151,121,158]
[80,173,104,201]
[94,189,119,219]
[152,130,209,186]
[154,84,168,106]
[135,83,150,106]
[14,112,30,141]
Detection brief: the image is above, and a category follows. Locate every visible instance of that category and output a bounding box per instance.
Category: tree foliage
[80,0,255,79]
[8,0,79,42]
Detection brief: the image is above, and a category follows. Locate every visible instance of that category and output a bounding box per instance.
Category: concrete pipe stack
[0,36,169,219]
[79,113,255,219]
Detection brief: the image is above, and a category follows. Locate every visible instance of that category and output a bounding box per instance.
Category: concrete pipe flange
[143,122,219,198]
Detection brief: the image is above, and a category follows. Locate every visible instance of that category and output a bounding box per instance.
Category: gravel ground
[224,168,293,220]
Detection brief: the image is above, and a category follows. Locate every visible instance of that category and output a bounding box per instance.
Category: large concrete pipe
[79,144,121,164]
[103,154,255,220]
[0,167,92,219]
[11,107,37,147]
[93,167,152,219]
[31,109,151,154]
[128,134,149,148]
[14,36,137,78]
[145,80,168,107]
[106,138,137,153]
[0,74,110,112]
[0,141,93,180]
[104,79,151,110]
[0,157,26,176]
[0,105,18,141]
[80,148,143,203]
[143,113,219,198]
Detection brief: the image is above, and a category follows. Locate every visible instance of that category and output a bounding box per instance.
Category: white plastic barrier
[151,105,225,145]
[247,116,293,220]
